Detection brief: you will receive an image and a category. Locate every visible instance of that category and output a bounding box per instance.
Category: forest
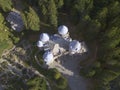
[0,0,120,90]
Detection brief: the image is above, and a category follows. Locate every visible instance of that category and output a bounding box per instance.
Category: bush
[0,13,10,41]
[9,33,20,44]
[57,76,67,89]
[54,71,61,80]
[22,7,40,31]
[93,61,101,68]
[47,68,67,89]
[80,67,96,78]
[87,69,96,77]
[0,0,13,12]
[47,68,61,80]
[27,76,47,90]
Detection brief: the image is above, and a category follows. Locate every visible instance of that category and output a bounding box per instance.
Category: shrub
[47,68,61,80]
[22,7,40,31]
[57,76,67,89]
[0,0,13,12]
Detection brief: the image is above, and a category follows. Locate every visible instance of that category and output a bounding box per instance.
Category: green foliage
[87,69,96,77]
[93,69,120,90]
[0,13,10,41]
[0,13,13,56]
[54,71,61,80]
[0,0,120,90]
[9,33,20,44]
[108,1,120,18]
[94,83,111,90]
[95,7,108,28]
[0,40,12,56]
[80,66,96,78]
[101,27,120,50]
[0,0,13,12]
[70,0,93,23]
[82,14,91,21]
[27,76,47,90]
[6,77,26,90]
[38,0,57,27]
[57,76,67,89]
[22,7,40,31]
[106,60,118,66]
[106,27,119,38]
[38,0,48,15]
[98,70,118,85]
[80,21,100,41]
[48,0,57,27]
[54,0,64,9]
[93,61,101,68]
[47,68,67,89]
[47,68,61,80]
[96,7,108,20]
[0,12,4,22]
[74,0,93,14]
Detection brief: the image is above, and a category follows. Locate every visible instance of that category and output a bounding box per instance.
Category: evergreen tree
[38,0,57,27]
[54,0,64,9]
[0,13,9,41]
[48,0,57,27]
[0,0,13,12]
[73,0,93,17]
[27,77,47,90]
[38,0,48,16]
[22,7,40,31]
[78,0,120,90]
[108,1,120,18]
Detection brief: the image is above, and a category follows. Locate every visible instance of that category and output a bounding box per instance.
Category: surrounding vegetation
[0,0,120,90]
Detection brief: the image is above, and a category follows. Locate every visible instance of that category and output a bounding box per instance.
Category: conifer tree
[0,13,9,41]
[54,0,64,9]
[23,7,40,31]
[0,0,13,12]
[48,0,57,27]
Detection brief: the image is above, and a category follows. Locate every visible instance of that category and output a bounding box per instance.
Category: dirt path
[49,53,90,90]
[61,55,89,90]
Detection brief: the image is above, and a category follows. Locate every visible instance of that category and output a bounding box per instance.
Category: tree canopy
[0,0,13,12]
[0,0,120,90]
[22,7,40,31]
